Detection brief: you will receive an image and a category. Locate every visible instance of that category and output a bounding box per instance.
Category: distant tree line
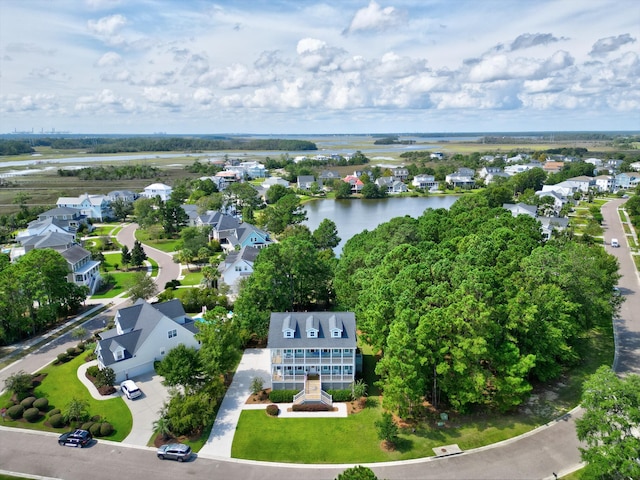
[57,164,163,180]
[89,137,317,154]
[0,140,34,155]
[0,137,317,155]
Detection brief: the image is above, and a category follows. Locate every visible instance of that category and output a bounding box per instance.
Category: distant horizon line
[2,130,639,137]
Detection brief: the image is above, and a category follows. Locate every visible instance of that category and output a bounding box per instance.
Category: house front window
[168,329,177,339]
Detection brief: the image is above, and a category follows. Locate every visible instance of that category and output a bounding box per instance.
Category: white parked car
[120,380,142,400]
[611,238,620,248]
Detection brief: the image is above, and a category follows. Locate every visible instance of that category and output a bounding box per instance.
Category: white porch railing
[293,390,306,404]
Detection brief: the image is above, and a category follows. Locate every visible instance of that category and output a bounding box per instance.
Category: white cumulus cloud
[97,51,122,67]
[345,1,402,34]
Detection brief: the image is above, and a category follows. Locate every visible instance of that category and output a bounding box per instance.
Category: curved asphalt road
[1,207,639,479]
[116,223,181,295]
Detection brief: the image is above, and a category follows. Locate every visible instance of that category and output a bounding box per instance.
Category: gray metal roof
[267,312,356,349]
[98,299,196,366]
[154,298,186,320]
[20,231,75,249]
[60,245,91,264]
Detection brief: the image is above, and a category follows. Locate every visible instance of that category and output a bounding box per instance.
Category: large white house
[267,311,357,403]
[141,183,173,201]
[96,299,200,383]
[56,193,112,221]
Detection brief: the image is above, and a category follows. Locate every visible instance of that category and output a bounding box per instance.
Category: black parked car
[156,443,192,462]
[58,429,93,448]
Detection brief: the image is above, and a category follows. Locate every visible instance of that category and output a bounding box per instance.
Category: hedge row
[268,389,298,403]
[326,389,352,402]
[292,403,332,412]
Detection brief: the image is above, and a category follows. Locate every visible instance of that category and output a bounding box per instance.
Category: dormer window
[305,315,319,339]
[328,314,343,338]
[282,315,295,339]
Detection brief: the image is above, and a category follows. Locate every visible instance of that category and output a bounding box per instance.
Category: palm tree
[152,415,173,441]
[201,265,219,289]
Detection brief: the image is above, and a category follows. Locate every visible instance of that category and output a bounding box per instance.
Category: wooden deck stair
[293,376,333,406]
[305,379,321,401]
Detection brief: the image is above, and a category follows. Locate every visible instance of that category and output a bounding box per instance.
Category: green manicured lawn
[91,225,118,236]
[0,351,132,441]
[233,403,540,463]
[134,230,181,252]
[233,328,614,463]
[180,269,203,286]
[91,271,133,298]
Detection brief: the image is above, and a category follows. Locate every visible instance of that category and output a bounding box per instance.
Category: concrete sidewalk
[199,348,271,457]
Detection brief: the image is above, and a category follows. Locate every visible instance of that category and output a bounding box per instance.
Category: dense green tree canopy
[0,249,88,344]
[260,194,308,235]
[233,229,336,341]
[576,367,640,480]
[334,199,620,414]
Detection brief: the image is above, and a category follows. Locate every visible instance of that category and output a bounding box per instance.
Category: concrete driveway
[76,361,170,446]
[121,370,171,445]
[199,348,271,457]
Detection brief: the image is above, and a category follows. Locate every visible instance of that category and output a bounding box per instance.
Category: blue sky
[0,0,639,134]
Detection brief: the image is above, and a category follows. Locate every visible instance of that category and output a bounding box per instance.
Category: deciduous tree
[576,367,640,480]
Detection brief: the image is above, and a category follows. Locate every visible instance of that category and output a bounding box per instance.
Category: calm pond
[303,195,460,255]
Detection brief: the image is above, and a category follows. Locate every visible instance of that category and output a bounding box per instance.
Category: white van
[611,238,620,248]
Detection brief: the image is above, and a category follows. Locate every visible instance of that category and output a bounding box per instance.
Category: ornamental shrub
[66,347,78,356]
[23,407,40,422]
[266,404,279,416]
[56,352,69,363]
[76,342,86,352]
[81,421,95,431]
[327,389,352,402]
[33,397,49,411]
[268,389,298,403]
[7,404,24,420]
[100,422,114,436]
[90,422,102,436]
[20,396,36,408]
[87,365,100,378]
[49,408,61,417]
[49,413,65,428]
[292,403,331,412]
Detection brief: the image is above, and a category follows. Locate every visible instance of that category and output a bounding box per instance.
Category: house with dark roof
[16,207,91,240]
[267,312,358,405]
[297,175,320,190]
[10,231,76,261]
[60,245,101,295]
[95,299,200,382]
